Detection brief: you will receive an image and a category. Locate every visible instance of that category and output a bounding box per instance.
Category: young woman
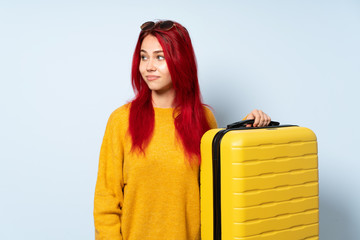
[94,20,271,240]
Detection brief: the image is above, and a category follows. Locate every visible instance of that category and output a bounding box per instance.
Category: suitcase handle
[226,119,280,129]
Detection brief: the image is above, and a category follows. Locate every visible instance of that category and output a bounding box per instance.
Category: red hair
[129,20,211,164]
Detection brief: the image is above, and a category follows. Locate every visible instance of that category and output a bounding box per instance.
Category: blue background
[1,0,359,239]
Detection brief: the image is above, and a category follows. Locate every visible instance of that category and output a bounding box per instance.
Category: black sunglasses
[140,20,176,31]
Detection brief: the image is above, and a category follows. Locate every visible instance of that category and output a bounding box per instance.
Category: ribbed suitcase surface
[200,122,319,240]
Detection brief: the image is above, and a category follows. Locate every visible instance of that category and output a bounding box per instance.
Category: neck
[151,88,176,108]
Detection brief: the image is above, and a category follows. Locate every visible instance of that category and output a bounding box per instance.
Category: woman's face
[139,35,173,94]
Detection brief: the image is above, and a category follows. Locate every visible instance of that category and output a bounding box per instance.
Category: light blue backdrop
[1,0,359,239]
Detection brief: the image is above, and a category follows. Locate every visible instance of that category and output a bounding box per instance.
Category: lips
[146,75,160,81]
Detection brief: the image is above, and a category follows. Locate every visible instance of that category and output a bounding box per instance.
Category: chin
[147,84,160,91]
[147,84,162,91]
[146,83,173,93]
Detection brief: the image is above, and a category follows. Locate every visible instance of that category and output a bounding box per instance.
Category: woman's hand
[245,109,271,127]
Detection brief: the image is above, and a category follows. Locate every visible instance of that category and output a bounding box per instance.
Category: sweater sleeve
[94,110,124,240]
[204,106,218,129]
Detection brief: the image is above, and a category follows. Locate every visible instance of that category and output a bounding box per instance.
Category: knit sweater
[94,103,218,240]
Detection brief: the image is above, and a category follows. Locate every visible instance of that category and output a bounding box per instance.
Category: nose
[146,58,156,72]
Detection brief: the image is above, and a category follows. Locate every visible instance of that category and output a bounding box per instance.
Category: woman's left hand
[245,109,271,127]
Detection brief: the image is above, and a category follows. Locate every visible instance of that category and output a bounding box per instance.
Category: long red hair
[129,20,211,164]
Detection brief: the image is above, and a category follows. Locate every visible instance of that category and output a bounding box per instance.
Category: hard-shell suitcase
[200,120,319,240]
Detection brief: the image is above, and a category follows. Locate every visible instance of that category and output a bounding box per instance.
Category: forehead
[140,35,163,52]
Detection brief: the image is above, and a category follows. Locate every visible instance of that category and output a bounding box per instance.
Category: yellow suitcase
[200,120,319,240]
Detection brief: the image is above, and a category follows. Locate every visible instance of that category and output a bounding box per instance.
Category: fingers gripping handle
[226,119,280,129]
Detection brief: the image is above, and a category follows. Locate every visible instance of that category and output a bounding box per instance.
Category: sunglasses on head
[140,20,176,31]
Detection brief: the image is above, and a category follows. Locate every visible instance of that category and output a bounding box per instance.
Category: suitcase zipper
[212,129,230,240]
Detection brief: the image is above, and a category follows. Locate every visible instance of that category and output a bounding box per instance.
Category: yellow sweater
[94,103,217,240]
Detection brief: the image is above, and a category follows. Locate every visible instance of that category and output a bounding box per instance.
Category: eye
[140,55,148,61]
[157,55,165,60]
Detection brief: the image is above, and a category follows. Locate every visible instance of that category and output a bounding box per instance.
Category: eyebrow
[140,49,164,54]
